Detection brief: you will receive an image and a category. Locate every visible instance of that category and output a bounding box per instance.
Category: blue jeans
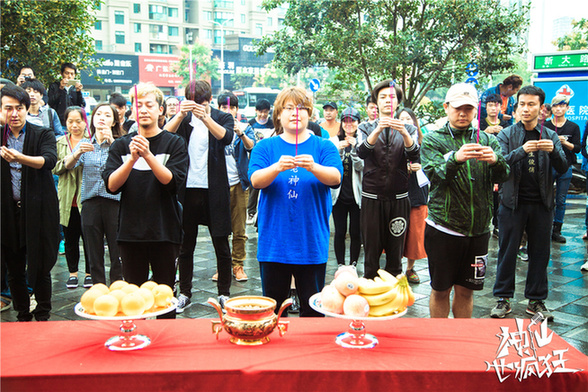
[552,166,573,224]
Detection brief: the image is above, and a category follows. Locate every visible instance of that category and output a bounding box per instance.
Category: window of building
[241,14,245,23]
[278,18,284,27]
[168,7,178,18]
[168,26,179,36]
[268,17,273,26]
[204,29,213,39]
[114,11,124,24]
[95,40,103,51]
[214,0,234,8]
[133,3,140,13]
[204,11,212,21]
[95,20,102,30]
[135,43,142,52]
[149,5,167,21]
[255,23,262,36]
[214,12,234,26]
[150,24,164,34]
[149,44,168,54]
[115,31,125,44]
[134,23,141,33]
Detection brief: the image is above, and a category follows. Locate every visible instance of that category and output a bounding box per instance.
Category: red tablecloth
[1,318,586,391]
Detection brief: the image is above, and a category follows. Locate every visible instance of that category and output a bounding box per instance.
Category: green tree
[0,0,101,86]
[554,19,588,51]
[171,43,220,88]
[230,73,255,90]
[257,0,530,110]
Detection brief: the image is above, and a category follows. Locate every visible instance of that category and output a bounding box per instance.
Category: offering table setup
[1,317,587,392]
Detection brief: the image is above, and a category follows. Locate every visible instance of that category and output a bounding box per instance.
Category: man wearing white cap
[421,83,509,318]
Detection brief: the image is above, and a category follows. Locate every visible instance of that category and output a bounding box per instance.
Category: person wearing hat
[330,108,363,267]
[322,101,340,137]
[421,82,509,318]
[357,80,420,280]
[491,85,567,321]
[544,94,581,243]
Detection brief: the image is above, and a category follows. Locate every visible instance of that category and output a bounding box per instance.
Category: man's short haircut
[485,93,502,105]
[371,80,403,106]
[61,63,77,74]
[130,82,164,106]
[185,80,212,104]
[551,94,570,106]
[1,84,31,110]
[366,95,375,106]
[217,91,239,108]
[255,98,271,111]
[18,66,33,75]
[21,79,46,95]
[503,74,523,89]
[109,92,127,107]
[516,85,546,106]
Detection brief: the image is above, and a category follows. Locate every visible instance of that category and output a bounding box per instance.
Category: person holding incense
[248,86,342,317]
[1,84,59,321]
[544,95,581,244]
[163,80,233,313]
[480,94,509,134]
[491,85,567,321]
[102,83,188,319]
[53,106,92,289]
[356,80,419,280]
[329,107,363,268]
[64,103,123,286]
[421,83,508,319]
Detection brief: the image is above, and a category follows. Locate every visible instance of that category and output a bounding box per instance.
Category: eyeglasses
[283,105,309,113]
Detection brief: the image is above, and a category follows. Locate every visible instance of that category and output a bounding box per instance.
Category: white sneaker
[218,295,229,314]
[581,261,588,271]
[176,294,191,313]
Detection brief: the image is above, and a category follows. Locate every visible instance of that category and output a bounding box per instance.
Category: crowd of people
[1,66,587,322]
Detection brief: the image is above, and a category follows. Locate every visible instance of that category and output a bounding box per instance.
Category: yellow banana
[377,269,399,284]
[361,286,398,307]
[357,277,394,295]
[368,301,398,317]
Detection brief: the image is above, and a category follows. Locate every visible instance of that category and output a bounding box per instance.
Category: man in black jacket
[164,80,234,313]
[48,63,85,126]
[357,80,419,279]
[491,86,568,321]
[1,85,59,321]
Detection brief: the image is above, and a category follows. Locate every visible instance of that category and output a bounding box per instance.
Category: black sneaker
[83,275,93,288]
[176,294,191,314]
[66,276,78,289]
[218,295,229,314]
[490,298,512,318]
[518,247,529,262]
[526,300,554,321]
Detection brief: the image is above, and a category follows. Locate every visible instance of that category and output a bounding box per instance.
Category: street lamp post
[212,18,233,92]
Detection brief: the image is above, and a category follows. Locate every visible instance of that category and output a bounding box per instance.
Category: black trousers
[361,196,410,279]
[332,200,361,265]
[178,188,231,298]
[493,203,553,300]
[1,207,52,321]
[80,197,122,285]
[63,206,90,274]
[119,241,179,319]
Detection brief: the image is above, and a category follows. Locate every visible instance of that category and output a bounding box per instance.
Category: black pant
[63,206,90,274]
[80,197,122,285]
[247,187,259,216]
[119,241,179,319]
[493,203,552,300]
[259,262,326,317]
[361,196,410,279]
[332,200,361,265]
[1,208,52,321]
[178,189,231,298]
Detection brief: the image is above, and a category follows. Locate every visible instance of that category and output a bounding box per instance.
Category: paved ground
[2,195,587,356]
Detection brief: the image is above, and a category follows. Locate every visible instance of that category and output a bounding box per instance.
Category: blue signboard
[533,79,588,130]
[80,54,139,87]
[309,78,320,92]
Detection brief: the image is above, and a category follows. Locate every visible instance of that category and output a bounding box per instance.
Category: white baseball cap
[445,83,478,108]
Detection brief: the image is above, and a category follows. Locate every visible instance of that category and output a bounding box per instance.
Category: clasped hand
[377,117,408,136]
[129,134,151,160]
[455,143,497,164]
[178,100,207,120]
[523,139,554,153]
[275,154,315,172]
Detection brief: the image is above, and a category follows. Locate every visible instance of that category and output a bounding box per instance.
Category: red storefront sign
[138,55,183,87]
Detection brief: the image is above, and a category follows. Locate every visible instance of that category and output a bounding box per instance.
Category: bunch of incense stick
[389,81,395,119]
[295,105,299,156]
[476,101,481,143]
[134,85,140,136]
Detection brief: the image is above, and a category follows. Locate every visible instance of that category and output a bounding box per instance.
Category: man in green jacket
[422,83,509,318]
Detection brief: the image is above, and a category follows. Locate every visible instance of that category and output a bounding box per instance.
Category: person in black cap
[330,108,363,267]
[322,101,340,137]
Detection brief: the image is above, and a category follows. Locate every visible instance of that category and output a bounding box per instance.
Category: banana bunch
[358,269,415,317]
